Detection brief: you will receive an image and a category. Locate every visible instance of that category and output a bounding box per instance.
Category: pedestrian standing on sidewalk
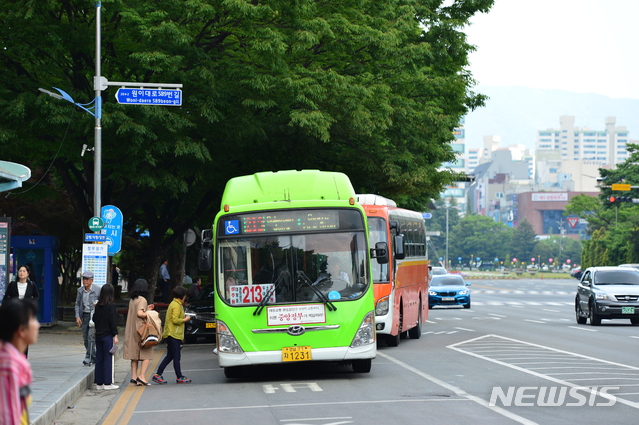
[0,298,40,425]
[75,271,101,366]
[2,264,40,305]
[93,283,119,390]
[123,279,155,386]
[158,259,170,303]
[2,264,40,358]
[153,286,192,384]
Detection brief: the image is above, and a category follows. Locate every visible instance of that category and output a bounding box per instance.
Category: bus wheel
[386,333,400,347]
[352,359,372,373]
[386,310,402,347]
[224,366,243,379]
[408,306,422,339]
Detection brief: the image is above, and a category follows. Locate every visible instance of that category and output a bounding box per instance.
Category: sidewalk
[29,321,126,425]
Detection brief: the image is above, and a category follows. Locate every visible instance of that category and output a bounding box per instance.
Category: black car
[184,283,216,343]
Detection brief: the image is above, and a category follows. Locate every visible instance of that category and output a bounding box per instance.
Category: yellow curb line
[102,348,164,425]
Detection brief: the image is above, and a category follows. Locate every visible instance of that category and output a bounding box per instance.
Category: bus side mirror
[199,247,212,271]
[370,241,389,264]
[199,229,213,271]
[394,234,405,260]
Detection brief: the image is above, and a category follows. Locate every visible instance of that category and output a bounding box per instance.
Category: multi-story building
[467,148,480,172]
[536,116,631,165]
[440,118,468,212]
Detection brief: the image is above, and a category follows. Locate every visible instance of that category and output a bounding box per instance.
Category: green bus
[199,170,387,378]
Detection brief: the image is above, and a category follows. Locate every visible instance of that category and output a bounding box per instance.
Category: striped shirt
[0,341,32,425]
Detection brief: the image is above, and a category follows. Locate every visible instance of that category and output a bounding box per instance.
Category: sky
[464,0,639,99]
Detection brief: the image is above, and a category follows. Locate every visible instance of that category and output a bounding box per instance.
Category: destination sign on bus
[223,211,340,235]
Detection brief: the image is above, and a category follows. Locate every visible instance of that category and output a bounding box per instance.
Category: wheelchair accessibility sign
[225,220,240,235]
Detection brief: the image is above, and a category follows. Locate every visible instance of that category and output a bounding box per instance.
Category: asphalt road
[57,278,639,425]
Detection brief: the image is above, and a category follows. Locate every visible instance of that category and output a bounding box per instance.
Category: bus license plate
[206,322,216,329]
[622,307,635,314]
[282,346,312,362]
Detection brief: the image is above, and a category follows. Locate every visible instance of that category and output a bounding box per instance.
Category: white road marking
[263,383,323,394]
[568,326,598,332]
[454,327,475,332]
[377,351,538,425]
[133,397,471,414]
[523,319,545,324]
[448,334,639,410]
[542,309,560,312]
[280,417,353,424]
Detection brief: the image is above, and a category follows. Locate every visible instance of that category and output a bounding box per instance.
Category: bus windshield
[218,232,368,306]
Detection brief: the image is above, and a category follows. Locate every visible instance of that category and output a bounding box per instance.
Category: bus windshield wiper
[253,270,291,316]
[297,271,337,311]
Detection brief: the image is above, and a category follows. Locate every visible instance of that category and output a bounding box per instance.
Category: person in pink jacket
[0,298,40,425]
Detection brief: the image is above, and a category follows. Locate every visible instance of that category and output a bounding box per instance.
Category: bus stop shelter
[0,160,31,192]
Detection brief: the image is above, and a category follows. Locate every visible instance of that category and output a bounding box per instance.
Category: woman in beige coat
[123,279,155,386]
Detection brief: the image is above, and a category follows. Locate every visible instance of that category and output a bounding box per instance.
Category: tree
[427,198,462,260]
[572,144,639,266]
[534,236,582,269]
[0,0,494,299]
[448,215,512,265]
[510,219,537,265]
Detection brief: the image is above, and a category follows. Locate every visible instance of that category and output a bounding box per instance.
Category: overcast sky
[464,0,639,99]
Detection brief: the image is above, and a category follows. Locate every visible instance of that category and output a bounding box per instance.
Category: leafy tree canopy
[0,0,494,297]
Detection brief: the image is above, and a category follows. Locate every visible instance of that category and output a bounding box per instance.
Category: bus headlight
[375,296,389,316]
[350,311,375,347]
[216,320,243,354]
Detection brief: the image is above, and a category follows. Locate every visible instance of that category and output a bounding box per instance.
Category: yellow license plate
[282,346,312,362]
[205,322,216,329]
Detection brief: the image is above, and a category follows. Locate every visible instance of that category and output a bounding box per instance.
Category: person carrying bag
[138,309,162,348]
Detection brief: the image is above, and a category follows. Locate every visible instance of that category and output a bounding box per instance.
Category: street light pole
[93,2,102,219]
[445,205,449,271]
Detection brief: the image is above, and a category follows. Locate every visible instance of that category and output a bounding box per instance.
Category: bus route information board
[81,243,108,286]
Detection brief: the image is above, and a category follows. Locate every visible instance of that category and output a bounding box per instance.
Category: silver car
[576,266,639,326]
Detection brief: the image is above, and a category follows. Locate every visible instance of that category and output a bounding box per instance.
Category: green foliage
[510,219,537,263]
[534,236,582,267]
[0,0,494,297]
[448,214,512,264]
[569,143,639,266]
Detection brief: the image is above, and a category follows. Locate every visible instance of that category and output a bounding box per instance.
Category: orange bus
[357,194,429,346]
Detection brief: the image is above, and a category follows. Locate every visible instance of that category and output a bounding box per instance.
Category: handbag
[109,343,119,354]
[137,322,160,348]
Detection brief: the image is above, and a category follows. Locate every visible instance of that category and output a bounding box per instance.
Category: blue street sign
[85,233,107,243]
[115,88,182,106]
[422,213,432,219]
[101,205,123,256]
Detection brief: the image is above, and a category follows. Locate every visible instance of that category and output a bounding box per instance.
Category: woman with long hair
[92,283,119,390]
[123,279,155,386]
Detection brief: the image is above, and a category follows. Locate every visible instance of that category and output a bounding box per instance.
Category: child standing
[93,283,119,390]
[152,286,192,384]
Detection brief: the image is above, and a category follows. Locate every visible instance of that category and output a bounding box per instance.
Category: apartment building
[536,116,631,165]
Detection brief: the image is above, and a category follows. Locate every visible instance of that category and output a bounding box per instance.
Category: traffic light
[609,196,635,204]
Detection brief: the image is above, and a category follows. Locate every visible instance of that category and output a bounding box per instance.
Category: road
[57,278,639,425]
